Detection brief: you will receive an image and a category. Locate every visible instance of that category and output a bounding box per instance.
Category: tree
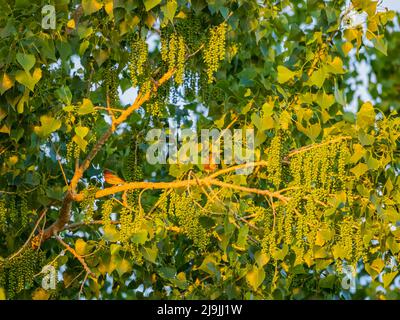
[0,0,399,300]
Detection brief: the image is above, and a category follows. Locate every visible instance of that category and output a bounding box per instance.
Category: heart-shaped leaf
[75,126,89,138]
[77,98,95,115]
[15,68,42,91]
[16,52,36,73]
[34,115,61,138]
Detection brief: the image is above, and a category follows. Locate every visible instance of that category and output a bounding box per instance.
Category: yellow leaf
[0,73,14,94]
[75,239,87,256]
[246,266,265,291]
[74,126,89,138]
[32,288,50,300]
[73,135,88,151]
[350,162,368,178]
[357,101,376,128]
[0,288,5,300]
[344,28,360,42]
[254,251,270,267]
[342,42,353,56]
[82,0,103,15]
[307,68,326,88]
[67,19,75,29]
[315,228,333,246]
[175,11,187,19]
[104,0,113,16]
[0,124,10,134]
[350,144,365,163]
[116,258,132,276]
[327,57,345,74]
[277,65,297,84]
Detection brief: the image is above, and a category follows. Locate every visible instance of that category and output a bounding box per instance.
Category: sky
[383,0,400,12]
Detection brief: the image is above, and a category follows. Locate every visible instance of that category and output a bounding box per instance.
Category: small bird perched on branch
[104,170,125,185]
[104,170,128,206]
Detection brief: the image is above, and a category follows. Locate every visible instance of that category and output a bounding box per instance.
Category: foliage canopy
[0,0,399,300]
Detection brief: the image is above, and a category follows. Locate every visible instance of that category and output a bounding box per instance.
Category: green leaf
[55,86,72,105]
[16,88,29,114]
[236,225,249,250]
[82,0,103,15]
[319,274,336,289]
[158,266,177,279]
[277,66,297,84]
[246,265,265,291]
[161,0,177,22]
[75,126,89,138]
[141,245,158,263]
[144,0,162,11]
[16,52,36,73]
[116,258,132,276]
[15,68,42,91]
[315,92,335,110]
[254,251,270,268]
[33,115,61,138]
[77,98,95,115]
[103,225,119,242]
[130,230,148,244]
[373,37,387,56]
[382,272,398,288]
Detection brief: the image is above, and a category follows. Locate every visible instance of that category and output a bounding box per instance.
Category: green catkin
[80,187,97,222]
[125,138,144,206]
[0,197,7,232]
[168,33,177,71]
[129,37,148,87]
[169,191,209,251]
[338,216,354,262]
[175,35,186,85]
[19,194,29,229]
[268,132,283,188]
[8,194,17,225]
[118,207,144,264]
[1,248,43,299]
[66,140,75,162]
[101,199,114,228]
[104,64,119,106]
[203,22,227,83]
[119,207,133,243]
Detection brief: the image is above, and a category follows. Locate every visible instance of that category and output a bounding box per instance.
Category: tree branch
[55,235,94,276]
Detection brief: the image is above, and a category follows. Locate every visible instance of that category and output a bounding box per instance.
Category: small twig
[7,209,47,261]
[55,235,94,276]
[62,220,119,232]
[78,272,90,300]
[95,106,125,113]
[51,142,68,187]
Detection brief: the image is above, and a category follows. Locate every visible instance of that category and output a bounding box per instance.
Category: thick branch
[42,69,176,242]
[73,174,289,203]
